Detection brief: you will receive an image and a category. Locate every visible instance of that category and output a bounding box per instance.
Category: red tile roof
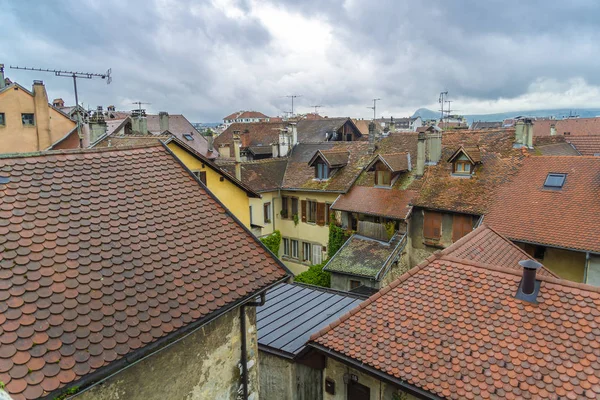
[219,158,288,193]
[223,111,270,121]
[485,155,600,253]
[0,145,288,399]
[331,186,416,220]
[369,152,411,173]
[444,225,558,278]
[567,136,600,156]
[534,117,600,137]
[310,225,600,399]
[214,122,286,158]
[412,129,524,215]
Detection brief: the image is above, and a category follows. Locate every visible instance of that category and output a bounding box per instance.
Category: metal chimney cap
[518,259,543,270]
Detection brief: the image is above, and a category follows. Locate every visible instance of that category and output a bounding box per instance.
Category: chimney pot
[516,259,543,302]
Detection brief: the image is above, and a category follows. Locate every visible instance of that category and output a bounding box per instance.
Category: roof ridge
[440,253,600,294]
[309,251,444,342]
[0,143,163,160]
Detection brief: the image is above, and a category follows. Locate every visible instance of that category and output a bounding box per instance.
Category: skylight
[183,134,194,141]
[544,173,566,188]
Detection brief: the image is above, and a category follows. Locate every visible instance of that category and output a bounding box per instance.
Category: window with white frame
[291,239,298,258]
[312,244,322,265]
[302,242,312,263]
[283,238,290,256]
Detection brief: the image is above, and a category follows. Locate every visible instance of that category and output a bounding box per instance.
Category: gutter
[52,277,287,400]
[307,343,444,400]
[240,292,266,399]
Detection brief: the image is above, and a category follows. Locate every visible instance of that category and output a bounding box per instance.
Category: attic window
[316,163,329,180]
[544,173,566,188]
[183,134,194,141]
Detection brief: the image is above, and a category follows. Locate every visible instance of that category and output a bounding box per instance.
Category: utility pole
[285,95,301,116]
[10,65,112,145]
[367,98,381,120]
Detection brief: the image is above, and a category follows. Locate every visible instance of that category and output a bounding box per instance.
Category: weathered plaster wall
[259,352,322,400]
[381,254,410,288]
[587,255,600,286]
[76,306,260,400]
[322,358,417,400]
[517,243,586,283]
[330,273,378,292]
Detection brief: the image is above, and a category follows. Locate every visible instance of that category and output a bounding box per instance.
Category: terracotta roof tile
[485,155,600,253]
[566,136,600,156]
[310,224,600,399]
[0,145,288,399]
[219,158,287,193]
[214,122,287,157]
[296,118,364,142]
[223,111,270,120]
[331,187,416,220]
[412,129,524,214]
[534,117,600,137]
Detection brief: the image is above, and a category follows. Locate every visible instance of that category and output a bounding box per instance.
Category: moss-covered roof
[324,233,406,279]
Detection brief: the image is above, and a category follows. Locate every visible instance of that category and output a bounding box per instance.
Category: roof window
[183,134,194,141]
[544,173,566,188]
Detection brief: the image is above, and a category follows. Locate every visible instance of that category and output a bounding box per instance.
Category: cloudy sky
[3,0,600,122]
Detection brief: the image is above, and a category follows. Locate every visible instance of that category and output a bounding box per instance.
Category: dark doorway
[348,381,370,400]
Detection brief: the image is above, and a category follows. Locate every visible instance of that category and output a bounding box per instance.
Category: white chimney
[233,133,242,180]
[271,142,279,158]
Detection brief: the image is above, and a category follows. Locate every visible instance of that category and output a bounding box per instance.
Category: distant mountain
[412,108,440,120]
[411,108,600,124]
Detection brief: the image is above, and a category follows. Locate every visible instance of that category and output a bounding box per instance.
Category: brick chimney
[416,132,426,177]
[516,259,543,303]
[159,111,169,132]
[89,106,107,144]
[389,116,395,133]
[32,80,52,150]
[514,118,533,149]
[52,98,65,108]
[206,133,214,153]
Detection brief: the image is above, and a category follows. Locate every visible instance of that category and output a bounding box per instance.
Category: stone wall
[76,306,259,400]
[322,358,418,400]
[259,352,322,400]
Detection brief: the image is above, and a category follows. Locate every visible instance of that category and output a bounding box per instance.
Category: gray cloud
[2,0,600,121]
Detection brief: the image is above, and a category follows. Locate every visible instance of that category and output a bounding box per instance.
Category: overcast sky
[3,0,600,122]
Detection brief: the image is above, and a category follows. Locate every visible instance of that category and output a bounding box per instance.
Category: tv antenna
[285,95,301,116]
[438,91,448,121]
[10,65,112,144]
[132,101,151,114]
[310,105,322,115]
[367,98,381,120]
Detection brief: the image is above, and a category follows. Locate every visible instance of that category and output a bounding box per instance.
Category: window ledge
[423,239,445,249]
[451,173,472,179]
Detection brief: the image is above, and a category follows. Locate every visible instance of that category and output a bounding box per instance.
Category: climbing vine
[294,261,331,287]
[260,230,281,255]
[327,222,351,258]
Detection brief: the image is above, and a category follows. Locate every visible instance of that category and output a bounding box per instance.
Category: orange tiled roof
[412,129,524,215]
[223,111,270,120]
[310,224,600,399]
[485,155,600,253]
[214,122,286,157]
[567,136,600,156]
[331,186,416,220]
[534,117,600,137]
[0,145,288,399]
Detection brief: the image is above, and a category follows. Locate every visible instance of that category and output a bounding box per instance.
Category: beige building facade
[0,75,78,153]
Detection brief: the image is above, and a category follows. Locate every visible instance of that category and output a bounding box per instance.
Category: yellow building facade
[167,141,259,228]
[0,80,78,153]
[277,190,339,275]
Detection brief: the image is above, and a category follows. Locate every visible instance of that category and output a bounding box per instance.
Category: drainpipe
[240,292,266,399]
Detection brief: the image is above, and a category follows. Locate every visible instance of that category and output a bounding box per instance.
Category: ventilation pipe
[516,259,543,303]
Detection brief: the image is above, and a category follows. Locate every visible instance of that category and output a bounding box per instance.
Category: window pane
[544,173,566,188]
[0,113,5,125]
[292,198,298,215]
[313,244,322,264]
[22,114,34,126]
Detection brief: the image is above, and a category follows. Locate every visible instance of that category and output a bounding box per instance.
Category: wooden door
[348,381,370,400]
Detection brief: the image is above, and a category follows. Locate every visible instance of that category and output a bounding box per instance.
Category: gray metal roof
[257,283,362,359]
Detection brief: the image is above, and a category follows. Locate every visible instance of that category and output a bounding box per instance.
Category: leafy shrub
[294,261,330,287]
[260,230,281,255]
[328,222,351,258]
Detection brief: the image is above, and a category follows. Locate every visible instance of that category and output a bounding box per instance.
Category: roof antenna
[367,98,381,120]
[285,95,301,117]
[10,64,112,145]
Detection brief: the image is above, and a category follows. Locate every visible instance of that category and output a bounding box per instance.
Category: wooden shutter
[199,171,207,185]
[316,203,325,226]
[452,214,472,242]
[301,200,307,222]
[424,211,442,240]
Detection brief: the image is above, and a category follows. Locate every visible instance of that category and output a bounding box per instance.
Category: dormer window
[308,149,349,181]
[366,153,411,188]
[316,163,329,180]
[448,146,481,177]
[544,173,566,189]
[183,134,194,141]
